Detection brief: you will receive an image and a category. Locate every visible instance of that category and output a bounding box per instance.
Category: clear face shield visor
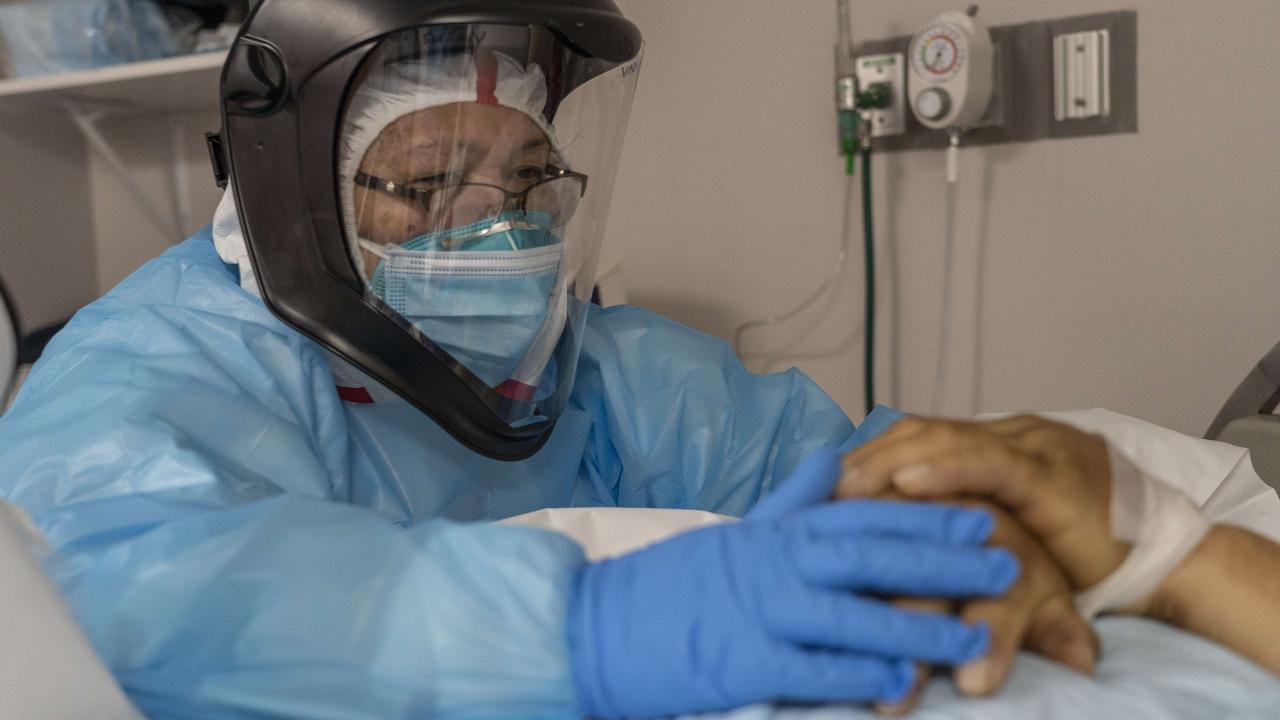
[338,24,640,427]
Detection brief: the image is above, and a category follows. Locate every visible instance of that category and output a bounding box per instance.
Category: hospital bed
[0,275,17,412]
[0,503,141,718]
[1206,341,1280,493]
[3,496,1273,720]
[509,407,1280,720]
[2,385,1277,716]
[508,500,1280,720]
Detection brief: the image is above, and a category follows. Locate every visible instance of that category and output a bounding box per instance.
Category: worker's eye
[408,171,464,189]
[513,165,546,182]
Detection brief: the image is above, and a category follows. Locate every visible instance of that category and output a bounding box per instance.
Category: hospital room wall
[86,110,223,293]
[0,107,222,334]
[608,0,1280,436]
[0,119,96,332]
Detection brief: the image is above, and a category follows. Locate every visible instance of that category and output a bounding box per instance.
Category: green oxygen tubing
[844,83,888,416]
[858,143,875,416]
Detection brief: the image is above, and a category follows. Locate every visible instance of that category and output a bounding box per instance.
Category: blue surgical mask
[361,217,566,395]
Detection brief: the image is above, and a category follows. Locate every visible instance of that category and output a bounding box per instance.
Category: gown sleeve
[0,232,586,719]
[571,304,903,516]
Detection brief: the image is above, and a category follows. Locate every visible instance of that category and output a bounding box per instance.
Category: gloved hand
[567,448,1020,718]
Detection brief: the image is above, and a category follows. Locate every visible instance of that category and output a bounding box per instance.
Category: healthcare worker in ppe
[0,2,1026,717]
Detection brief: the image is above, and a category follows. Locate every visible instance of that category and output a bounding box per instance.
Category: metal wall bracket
[854,10,1137,152]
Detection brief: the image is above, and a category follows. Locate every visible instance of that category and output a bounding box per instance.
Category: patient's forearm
[1149,526,1280,673]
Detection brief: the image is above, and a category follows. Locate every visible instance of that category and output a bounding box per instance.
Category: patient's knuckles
[894,417,967,447]
[988,414,1042,434]
[1018,449,1059,488]
[1024,599,1097,674]
[836,466,893,498]
[931,421,973,446]
[1018,423,1106,470]
[841,446,873,471]
[1014,422,1069,449]
[1045,437,1111,504]
[843,425,907,463]
[892,416,929,436]
[966,442,1031,483]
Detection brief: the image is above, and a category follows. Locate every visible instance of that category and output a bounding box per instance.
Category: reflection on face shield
[353,161,588,254]
[352,101,585,253]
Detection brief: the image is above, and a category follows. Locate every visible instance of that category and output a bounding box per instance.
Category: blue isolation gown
[0,228,901,718]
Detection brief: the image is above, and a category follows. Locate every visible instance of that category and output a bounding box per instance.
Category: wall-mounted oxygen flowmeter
[908,7,993,130]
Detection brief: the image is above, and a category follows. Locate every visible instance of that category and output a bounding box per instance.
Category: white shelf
[0,51,226,116]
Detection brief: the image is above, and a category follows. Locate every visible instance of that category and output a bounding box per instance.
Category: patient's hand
[839,415,1280,678]
[835,493,1097,711]
[838,416,1128,592]
[947,503,1097,693]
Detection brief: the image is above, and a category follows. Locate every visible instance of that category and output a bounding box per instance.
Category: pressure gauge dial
[913,26,964,80]
[906,9,993,130]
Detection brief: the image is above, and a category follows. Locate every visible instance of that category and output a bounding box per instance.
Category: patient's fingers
[839,419,933,495]
[892,449,1117,587]
[952,580,1035,696]
[842,416,929,466]
[953,594,1096,697]
[837,467,896,498]
[839,415,1029,479]
[1023,595,1098,676]
[890,446,1048,518]
[841,421,1027,502]
[839,423,957,496]
[947,502,1087,697]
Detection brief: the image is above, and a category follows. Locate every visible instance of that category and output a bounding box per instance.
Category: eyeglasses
[354,165,589,232]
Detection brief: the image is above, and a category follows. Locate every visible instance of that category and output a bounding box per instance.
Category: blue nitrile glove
[567,447,1019,718]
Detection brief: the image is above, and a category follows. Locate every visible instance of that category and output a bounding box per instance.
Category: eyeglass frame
[353,165,590,229]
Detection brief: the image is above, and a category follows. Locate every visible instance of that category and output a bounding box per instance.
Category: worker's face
[352,102,552,277]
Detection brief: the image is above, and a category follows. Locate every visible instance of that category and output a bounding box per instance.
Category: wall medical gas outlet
[855,53,906,137]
